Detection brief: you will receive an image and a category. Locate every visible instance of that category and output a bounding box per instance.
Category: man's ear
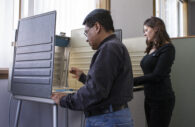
[94,22,101,34]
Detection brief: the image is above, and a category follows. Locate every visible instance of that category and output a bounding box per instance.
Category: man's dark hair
[83,9,114,32]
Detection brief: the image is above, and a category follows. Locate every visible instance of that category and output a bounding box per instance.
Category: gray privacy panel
[11,11,56,98]
[170,38,195,127]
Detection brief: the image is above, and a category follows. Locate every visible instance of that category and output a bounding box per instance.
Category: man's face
[84,24,100,50]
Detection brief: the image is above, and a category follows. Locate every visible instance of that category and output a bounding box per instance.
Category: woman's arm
[134,45,175,85]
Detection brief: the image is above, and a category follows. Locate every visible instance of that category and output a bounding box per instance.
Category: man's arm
[59,43,122,110]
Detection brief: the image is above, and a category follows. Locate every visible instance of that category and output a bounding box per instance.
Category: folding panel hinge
[11,42,17,47]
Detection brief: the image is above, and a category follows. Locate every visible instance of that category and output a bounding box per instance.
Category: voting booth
[10,11,71,98]
[11,11,56,98]
[10,11,61,127]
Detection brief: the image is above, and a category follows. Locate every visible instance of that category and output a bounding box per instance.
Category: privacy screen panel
[11,11,56,98]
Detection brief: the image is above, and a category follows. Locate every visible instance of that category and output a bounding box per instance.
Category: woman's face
[143,25,156,42]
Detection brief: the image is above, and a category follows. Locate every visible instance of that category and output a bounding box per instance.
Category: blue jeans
[85,108,134,127]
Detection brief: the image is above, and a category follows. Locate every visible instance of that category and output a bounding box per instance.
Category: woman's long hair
[144,17,171,54]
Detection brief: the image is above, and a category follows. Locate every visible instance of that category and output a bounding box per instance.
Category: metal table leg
[14,100,22,127]
[81,112,85,127]
[53,104,58,127]
[64,108,68,127]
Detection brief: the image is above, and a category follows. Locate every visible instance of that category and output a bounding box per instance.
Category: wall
[129,91,145,127]
[111,0,153,38]
[188,1,195,35]
[169,37,195,127]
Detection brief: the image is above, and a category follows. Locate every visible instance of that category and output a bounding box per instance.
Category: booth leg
[65,108,68,127]
[14,100,22,127]
[53,104,58,127]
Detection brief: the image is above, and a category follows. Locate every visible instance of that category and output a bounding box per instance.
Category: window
[155,0,187,37]
[0,0,110,67]
[0,0,16,67]
[20,0,96,36]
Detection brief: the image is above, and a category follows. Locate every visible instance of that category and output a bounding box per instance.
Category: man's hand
[69,67,83,80]
[51,92,67,105]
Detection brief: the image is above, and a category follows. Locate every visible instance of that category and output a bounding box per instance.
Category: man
[51,9,134,127]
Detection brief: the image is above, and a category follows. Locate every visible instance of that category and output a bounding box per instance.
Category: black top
[134,43,175,100]
[60,34,134,111]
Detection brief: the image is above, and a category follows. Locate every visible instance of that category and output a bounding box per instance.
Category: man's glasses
[84,27,92,37]
[84,31,88,37]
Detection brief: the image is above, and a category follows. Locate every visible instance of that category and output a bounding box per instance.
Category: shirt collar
[98,34,116,49]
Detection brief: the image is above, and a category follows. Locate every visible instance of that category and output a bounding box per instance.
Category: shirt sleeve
[79,73,87,84]
[60,43,122,110]
[134,46,175,85]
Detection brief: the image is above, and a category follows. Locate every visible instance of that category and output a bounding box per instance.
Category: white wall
[0,0,15,68]
[111,0,153,38]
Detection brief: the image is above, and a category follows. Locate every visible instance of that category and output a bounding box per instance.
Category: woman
[134,17,175,127]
